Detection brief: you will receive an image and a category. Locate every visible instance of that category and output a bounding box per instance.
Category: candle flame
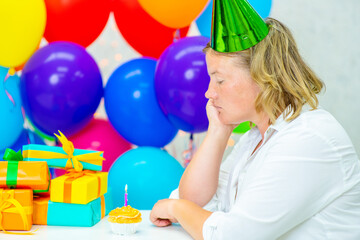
[125,184,128,193]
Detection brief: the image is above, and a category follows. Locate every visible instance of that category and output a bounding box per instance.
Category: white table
[2,211,192,240]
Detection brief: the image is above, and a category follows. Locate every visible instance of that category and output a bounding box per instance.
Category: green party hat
[211,0,269,52]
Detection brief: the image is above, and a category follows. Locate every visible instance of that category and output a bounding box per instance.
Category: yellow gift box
[50,170,108,205]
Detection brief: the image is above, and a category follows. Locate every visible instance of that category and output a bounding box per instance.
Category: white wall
[271,0,360,155]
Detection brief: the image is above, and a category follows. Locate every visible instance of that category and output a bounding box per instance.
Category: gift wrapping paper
[50,171,108,204]
[33,190,113,227]
[0,189,33,231]
[22,144,103,171]
[0,161,50,193]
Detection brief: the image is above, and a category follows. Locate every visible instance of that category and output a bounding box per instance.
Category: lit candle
[124,184,128,206]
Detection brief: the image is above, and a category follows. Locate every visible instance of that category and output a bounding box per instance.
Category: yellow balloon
[0,0,46,68]
[138,0,209,29]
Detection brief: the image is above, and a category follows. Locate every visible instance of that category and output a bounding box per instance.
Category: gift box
[0,149,50,193]
[22,130,104,172]
[33,190,113,226]
[0,189,33,231]
[22,144,104,171]
[50,170,108,204]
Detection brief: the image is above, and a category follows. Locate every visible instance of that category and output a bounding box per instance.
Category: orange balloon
[138,0,209,28]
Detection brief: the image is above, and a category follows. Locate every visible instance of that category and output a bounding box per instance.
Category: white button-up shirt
[171,106,360,239]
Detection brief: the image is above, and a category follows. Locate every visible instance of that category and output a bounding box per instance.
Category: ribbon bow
[3,149,23,162]
[3,148,24,188]
[54,130,104,172]
[0,190,33,235]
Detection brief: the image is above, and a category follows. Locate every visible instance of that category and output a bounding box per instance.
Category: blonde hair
[204,18,324,124]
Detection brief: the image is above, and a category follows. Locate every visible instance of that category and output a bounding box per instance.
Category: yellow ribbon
[23,130,104,172]
[0,190,34,235]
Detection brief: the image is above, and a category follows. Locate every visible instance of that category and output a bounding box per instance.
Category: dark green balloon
[211,0,269,52]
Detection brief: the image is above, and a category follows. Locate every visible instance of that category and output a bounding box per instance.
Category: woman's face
[205,52,261,125]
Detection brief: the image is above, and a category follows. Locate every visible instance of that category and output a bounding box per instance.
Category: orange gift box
[0,161,50,192]
[33,196,48,225]
[0,189,33,231]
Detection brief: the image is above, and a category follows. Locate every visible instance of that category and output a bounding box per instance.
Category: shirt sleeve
[203,128,345,240]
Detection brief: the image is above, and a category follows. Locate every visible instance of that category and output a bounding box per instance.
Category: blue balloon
[108,147,184,210]
[0,66,24,150]
[104,58,178,147]
[0,129,45,160]
[196,0,272,38]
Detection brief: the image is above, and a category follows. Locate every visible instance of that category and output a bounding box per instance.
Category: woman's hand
[206,99,237,135]
[150,199,178,227]
[151,199,212,240]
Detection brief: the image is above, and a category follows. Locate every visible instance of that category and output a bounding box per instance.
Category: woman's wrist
[207,125,233,140]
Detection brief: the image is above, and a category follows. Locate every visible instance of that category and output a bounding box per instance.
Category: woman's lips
[213,104,222,109]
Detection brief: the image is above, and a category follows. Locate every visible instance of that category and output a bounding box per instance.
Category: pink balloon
[55,118,132,175]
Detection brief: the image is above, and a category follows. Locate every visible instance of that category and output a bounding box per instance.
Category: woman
[150,3,360,240]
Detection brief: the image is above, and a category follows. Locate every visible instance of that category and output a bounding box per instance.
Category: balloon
[108,147,184,210]
[20,42,103,136]
[0,129,45,160]
[113,0,189,58]
[155,36,210,133]
[105,58,178,147]
[138,0,209,29]
[233,122,251,134]
[67,118,132,172]
[44,0,111,47]
[0,0,46,68]
[248,0,272,19]
[0,67,24,150]
[196,0,272,38]
[195,0,213,38]
[15,43,41,72]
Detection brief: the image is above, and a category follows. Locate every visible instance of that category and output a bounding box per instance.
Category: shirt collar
[269,104,313,132]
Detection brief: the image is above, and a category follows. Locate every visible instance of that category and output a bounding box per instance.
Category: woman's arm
[179,100,235,207]
[150,199,212,240]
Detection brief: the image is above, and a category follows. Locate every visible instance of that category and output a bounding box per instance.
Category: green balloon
[233,121,251,134]
[211,0,269,52]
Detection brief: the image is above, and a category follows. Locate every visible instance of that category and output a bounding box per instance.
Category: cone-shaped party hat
[211,0,269,52]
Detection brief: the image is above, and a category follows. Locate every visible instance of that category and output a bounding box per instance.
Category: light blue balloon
[248,0,272,19]
[108,147,184,210]
[196,0,272,38]
[0,66,24,150]
[196,0,213,38]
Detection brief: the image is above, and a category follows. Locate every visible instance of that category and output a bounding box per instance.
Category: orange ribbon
[63,169,102,203]
[0,190,34,235]
[100,195,105,219]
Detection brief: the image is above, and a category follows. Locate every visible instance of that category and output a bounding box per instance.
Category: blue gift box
[22,144,103,171]
[33,190,113,227]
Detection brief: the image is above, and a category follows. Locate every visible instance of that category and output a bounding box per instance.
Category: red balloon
[44,0,111,47]
[55,118,132,175]
[113,0,189,58]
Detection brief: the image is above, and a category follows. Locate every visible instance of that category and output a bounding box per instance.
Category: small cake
[108,205,142,235]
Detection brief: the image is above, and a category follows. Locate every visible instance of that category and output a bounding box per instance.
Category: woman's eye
[217,80,224,84]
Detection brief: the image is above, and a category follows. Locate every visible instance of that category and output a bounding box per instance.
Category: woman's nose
[205,81,217,99]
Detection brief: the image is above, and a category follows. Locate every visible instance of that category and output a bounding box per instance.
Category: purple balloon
[20,41,103,136]
[155,36,210,133]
